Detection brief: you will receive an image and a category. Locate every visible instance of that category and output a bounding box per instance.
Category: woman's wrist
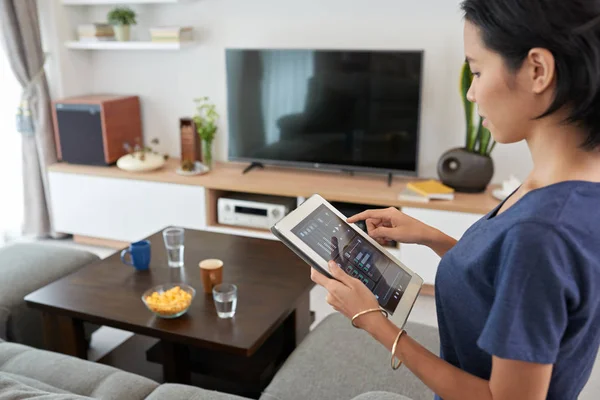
[418,225,441,246]
[360,313,408,361]
[421,226,457,257]
[354,308,388,331]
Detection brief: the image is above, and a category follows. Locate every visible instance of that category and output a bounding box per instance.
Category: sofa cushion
[0,243,100,348]
[0,372,70,395]
[0,341,158,400]
[351,392,413,400]
[261,313,438,400]
[145,384,250,400]
[0,373,92,399]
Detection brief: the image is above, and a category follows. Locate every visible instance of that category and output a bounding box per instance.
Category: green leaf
[487,139,496,155]
[479,123,491,155]
[107,6,136,25]
[194,97,219,142]
[193,96,219,141]
[460,61,476,151]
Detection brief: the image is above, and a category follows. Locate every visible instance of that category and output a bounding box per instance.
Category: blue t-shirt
[434,181,600,400]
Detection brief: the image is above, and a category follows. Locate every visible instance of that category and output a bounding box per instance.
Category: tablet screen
[291,204,412,314]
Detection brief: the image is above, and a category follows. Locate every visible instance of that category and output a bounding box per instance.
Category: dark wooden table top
[25,229,314,356]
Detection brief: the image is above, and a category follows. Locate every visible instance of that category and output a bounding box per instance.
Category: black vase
[437,147,494,193]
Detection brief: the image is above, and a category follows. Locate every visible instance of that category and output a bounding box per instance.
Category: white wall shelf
[62,0,193,4]
[65,41,194,50]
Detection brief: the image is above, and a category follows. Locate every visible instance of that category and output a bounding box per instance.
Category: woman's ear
[526,48,556,94]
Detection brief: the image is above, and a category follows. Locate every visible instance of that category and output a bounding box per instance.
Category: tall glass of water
[212,283,238,319]
[163,227,184,268]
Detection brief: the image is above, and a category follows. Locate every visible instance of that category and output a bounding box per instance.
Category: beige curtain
[0,0,57,238]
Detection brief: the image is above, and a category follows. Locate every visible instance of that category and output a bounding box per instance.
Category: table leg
[293,291,311,346]
[281,291,311,361]
[42,313,87,359]
[162,341,191,384]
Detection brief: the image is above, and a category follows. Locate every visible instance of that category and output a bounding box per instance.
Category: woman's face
[463,21,546,144]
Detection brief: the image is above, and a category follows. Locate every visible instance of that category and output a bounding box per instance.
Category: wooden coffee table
[25,229,314,395]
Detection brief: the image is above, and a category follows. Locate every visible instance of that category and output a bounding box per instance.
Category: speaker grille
[56,103,106,165]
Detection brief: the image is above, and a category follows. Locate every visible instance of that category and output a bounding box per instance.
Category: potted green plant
[107,6,136,42]
[437,61,496,192]
[193,97,219,169]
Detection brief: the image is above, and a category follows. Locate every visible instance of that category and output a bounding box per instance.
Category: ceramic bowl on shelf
[492,189,507,201]
[117,152,165,172]
[175,161,209,176]
[492,175,522,201]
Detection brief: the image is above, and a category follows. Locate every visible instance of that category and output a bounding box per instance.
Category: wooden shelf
[48,159,501,215]
[65,41,194,51]
[63,0,193,4]
[204,224,276,241]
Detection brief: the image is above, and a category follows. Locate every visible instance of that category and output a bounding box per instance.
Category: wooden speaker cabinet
[52,95,142,165]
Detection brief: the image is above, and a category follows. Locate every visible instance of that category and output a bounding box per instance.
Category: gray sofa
[0,243,100,348]
[2,312,600,400]
[0,314,431,400]
[0,242,430,399]
[0,242,598,399]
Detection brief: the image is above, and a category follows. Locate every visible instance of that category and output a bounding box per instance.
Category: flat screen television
[225,49,423,175]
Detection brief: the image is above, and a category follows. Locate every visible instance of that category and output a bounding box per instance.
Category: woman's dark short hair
[461,0,600,150]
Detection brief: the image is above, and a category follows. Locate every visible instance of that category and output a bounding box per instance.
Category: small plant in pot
[117,138,169,172]
[107,6,136,42]
[122,138,168,162]
[437,61,496,193]
[193,97,219,170]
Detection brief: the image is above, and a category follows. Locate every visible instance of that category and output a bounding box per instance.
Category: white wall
[39,0,532,184]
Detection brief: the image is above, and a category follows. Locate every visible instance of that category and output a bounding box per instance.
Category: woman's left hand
[311,261,382,329]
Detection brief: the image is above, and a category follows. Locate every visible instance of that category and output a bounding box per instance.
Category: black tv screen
[225,49,423,175]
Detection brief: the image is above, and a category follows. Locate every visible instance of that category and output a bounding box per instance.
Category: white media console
[48,159,498,287]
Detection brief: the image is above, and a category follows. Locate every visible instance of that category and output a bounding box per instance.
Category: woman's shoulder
[480,181,600,268]
[505,180,600,232]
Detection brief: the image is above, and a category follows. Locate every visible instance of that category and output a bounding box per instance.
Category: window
[0,42,24,244]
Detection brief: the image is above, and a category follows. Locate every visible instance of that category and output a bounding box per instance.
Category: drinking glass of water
[212,283,238,319]
[162,227,185,268]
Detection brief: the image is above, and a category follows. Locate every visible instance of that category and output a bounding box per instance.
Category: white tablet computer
[271,194,423,327]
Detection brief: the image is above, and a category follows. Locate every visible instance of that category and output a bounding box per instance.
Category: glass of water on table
[213,283,238,319]
[163,227,185,268]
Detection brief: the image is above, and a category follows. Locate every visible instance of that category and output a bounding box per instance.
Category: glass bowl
[141,283,196,319]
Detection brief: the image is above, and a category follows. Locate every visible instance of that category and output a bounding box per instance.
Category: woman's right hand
[347,207,434,246]
[347,207,458,257]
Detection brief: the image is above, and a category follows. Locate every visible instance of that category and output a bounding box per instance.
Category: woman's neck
[524,117,600,190]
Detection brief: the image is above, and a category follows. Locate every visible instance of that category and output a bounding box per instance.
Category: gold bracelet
[391,329,406,370]
[351,307,388,328]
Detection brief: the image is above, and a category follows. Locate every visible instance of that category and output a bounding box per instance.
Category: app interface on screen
[291,204,412,314]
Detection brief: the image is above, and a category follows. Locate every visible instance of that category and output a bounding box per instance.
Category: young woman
[310,1,600,399]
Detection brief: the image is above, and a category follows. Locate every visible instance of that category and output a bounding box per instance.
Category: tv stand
[242,162,265,174]
[340,170,393,187]
[47,159,500,290]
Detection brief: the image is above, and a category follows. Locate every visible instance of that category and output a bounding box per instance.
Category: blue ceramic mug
[121,240,151,271]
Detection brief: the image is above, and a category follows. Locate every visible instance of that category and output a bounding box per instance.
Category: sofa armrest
[145,384,251,400]
[0,373,92,399]
[351,392,414,400]
[0,341,158,400]
[0,243,100,348]
[261,313,439,400]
